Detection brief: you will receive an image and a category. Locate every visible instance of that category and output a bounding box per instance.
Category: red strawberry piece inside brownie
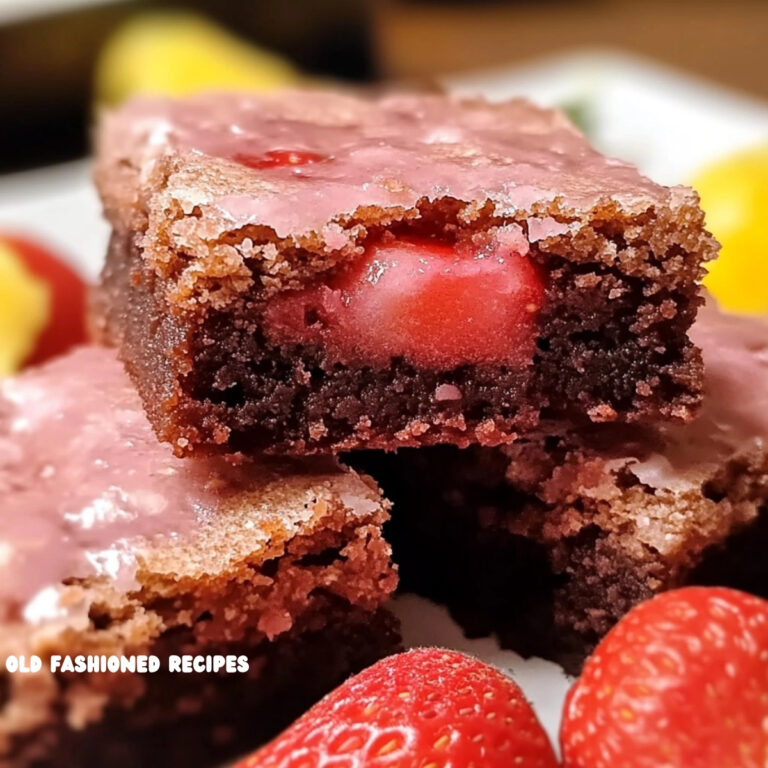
[264,230,544,368]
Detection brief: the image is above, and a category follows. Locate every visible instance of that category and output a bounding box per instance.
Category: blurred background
[1,0,768,374]
[2,0,768,171]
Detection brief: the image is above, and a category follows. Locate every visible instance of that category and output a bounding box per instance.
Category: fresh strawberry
[263,231,544,369]
[237,648,557,768]
[0,234,87,369]
[233,149,327,169]
[561,586,768,768]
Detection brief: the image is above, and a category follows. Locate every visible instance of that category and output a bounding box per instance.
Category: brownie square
[352,300,768,673]
[93,89,715,456]
[0,347,399,767]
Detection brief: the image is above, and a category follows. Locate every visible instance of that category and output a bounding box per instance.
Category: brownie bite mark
[0,347,399,767]
[93,89,716,456]
[351,300,768,673]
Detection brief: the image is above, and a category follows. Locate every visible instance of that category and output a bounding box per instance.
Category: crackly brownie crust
[351,303,768,673]
[0,494,398,767]
[92,90,714,456]
[94,203,707,457]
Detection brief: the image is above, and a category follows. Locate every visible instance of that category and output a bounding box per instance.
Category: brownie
[0,347,400,768]
[351,300,768,674]
[92,89,715,457]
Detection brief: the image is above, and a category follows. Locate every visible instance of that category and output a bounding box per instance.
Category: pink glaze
[625,300,768,492]
[101,90,681,244]
[262,228,544,368]
[0,347,255,623]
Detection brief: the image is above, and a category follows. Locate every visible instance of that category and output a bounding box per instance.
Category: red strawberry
[237,648,557,768]
[1,234,87,367]
[561,586,768,768]
[263,232,544,369]
[233,149,327,169]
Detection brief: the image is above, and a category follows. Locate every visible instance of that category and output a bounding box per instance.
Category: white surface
[0,0,116,25]
[395,596,571,747]
[446,49,768,185]
[1,50,767,754]
[0,161,107,280]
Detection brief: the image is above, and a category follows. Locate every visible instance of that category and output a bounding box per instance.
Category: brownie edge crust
[93,212,707,458]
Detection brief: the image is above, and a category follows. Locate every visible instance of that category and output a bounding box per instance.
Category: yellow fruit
[95,11,300,105]
[0,242,50,376]
[693,146,768,314]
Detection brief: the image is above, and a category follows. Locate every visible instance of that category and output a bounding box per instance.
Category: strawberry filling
[233,149,327,169]
[263,229,545,369]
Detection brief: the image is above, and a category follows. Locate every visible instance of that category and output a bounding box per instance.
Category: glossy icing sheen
[627,301,768,491]
[0,347,252,623]
[108,90,679,240]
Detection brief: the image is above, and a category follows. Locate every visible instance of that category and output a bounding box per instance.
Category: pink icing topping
[626,300,768,491]
[104,90,676,242]
[0,347,256,623]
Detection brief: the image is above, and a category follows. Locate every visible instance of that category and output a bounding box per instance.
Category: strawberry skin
[1,234,87,367]
[561,587,768,768]
[237,648,557,768]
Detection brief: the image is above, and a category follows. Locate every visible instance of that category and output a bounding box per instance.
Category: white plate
[445,48,768,185]
[1,49,767,754]
[0,0,117,25]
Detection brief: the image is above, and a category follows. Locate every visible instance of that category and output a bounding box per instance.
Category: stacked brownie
[89,90,728,669]
[2,87,734,766]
